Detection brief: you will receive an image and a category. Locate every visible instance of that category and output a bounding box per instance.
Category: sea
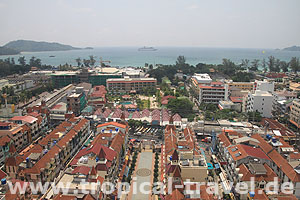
[0,47,299,68]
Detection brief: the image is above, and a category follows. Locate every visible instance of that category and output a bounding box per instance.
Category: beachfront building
[106,77,157,94]
[246,90,273,118]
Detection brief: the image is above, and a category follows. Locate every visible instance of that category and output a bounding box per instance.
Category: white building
[247,90,273,118]
[192,73,212,84]
[191,74,229,104]
[254,80,274,93]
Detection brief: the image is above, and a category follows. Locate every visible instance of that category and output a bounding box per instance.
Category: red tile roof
[10,116,37,124]
[238,163,278,182]
[252,134,300,182]
[97,121,126,129]
[72,166,91,175]
[228,144,270,161]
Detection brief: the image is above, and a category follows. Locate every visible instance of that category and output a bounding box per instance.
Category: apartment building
[290,99,300,128]
[252,134,300,198]
[5,118,90,187]
[190,74,228,104]
[272,90,296,118]
[254,80,274,93]
[246,90,273,118]
[9,115,40,142]
[216,130,290,200]
[88,85,107,108]
[227,81,254,91]
[106,77,157,94]
[66,87,87,116]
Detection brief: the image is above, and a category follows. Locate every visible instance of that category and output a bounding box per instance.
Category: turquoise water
[0,47,299,67]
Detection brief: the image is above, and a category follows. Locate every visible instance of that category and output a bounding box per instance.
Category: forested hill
[283,46,300,51]
[0,46,20,55]
[3,40,81,53]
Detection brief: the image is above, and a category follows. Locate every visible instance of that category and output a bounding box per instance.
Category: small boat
[49,55,55,57]
[138,46,157,51]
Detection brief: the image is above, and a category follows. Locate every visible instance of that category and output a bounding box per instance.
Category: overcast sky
[0,0,299,48]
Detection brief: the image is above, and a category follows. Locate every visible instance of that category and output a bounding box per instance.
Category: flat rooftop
[107,77,156,82]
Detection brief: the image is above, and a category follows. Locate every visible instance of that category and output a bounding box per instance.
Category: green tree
[167,98,193,118]
[75,57,81,67]
[249,59,260,71]
[89,55,96,67]
[267,56,275,72]
[18,56,26,66]
[274,58,281,72]
[221,58,237,75]
[83,59,90,67]
[280,61,289,72]
[241,59,250,69]
[176,56,186,66]
[290,57,300,73]
[261,58,267,73]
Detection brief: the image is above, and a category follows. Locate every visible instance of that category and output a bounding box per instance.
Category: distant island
[282,45,300,51]
[0,40,90,55]
[0,46,20,55]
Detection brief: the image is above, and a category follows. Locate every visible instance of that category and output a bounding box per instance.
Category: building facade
[106,77,157,94]
[247,90,273,118]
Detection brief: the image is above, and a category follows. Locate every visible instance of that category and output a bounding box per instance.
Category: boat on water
[49,55,55,57]
[138,46,157,51]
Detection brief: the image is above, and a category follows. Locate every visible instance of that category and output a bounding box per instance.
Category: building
[88,74,122,86]
[192,73,212,84]
[55,121,128,199]
[227,81,254,91]
[289,82,300,92]
[67,87,87,116]
[290,99,300,128]
[195,82,229,104]
[0,79,9,89]
[5,118,90,187]
[9,115,40,142]
[252,134,300,198]
[218,100,241,112]
[106,77,157,94]
[272,90,296,119]
[50,102,68,122]
[51,71,79,88]
[247,90,273,118]
[254,80,274,93]
[89,85,107,108]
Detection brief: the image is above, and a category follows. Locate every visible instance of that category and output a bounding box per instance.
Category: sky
[0,0,299,49]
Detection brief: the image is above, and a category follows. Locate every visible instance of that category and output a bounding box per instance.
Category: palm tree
[290,57,300,73]
[75,57,81,67]
[89,55,96,67]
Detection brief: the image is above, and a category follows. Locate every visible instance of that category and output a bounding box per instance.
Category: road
[131,151,154,200]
